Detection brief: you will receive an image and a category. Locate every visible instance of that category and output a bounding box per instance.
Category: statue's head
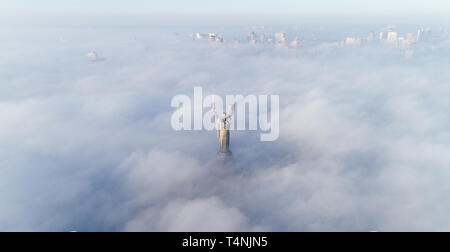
[222,112,227,119]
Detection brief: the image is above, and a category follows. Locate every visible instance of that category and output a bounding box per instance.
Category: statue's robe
[217,118,230,153]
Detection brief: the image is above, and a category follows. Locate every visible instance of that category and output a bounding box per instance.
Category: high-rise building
[387,31,398,41]
[274,32,287,45]
[406,33,416,43]
[417,28,424,42]
[248,32,256,41]
[208,33,217,41]
[367,31,376,43]
[290,38,300,48]
[196,33,204,40]
[87,51,98,60]
[248,32,259,44]
[345,37,362,46]
[417,28,432,42]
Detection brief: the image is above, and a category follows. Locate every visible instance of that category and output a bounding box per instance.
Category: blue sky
[2,0,450,15]
[1,0,449,26]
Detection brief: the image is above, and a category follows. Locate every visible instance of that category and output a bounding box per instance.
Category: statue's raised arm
[226,103,236,119]
[211,95,220,119]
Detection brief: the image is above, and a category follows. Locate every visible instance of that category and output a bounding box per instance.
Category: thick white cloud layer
[2,25,450,231]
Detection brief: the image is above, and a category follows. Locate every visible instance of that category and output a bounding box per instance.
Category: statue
[212,96,235,155]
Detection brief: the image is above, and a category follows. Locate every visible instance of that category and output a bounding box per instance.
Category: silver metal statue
[212,96,235,154]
